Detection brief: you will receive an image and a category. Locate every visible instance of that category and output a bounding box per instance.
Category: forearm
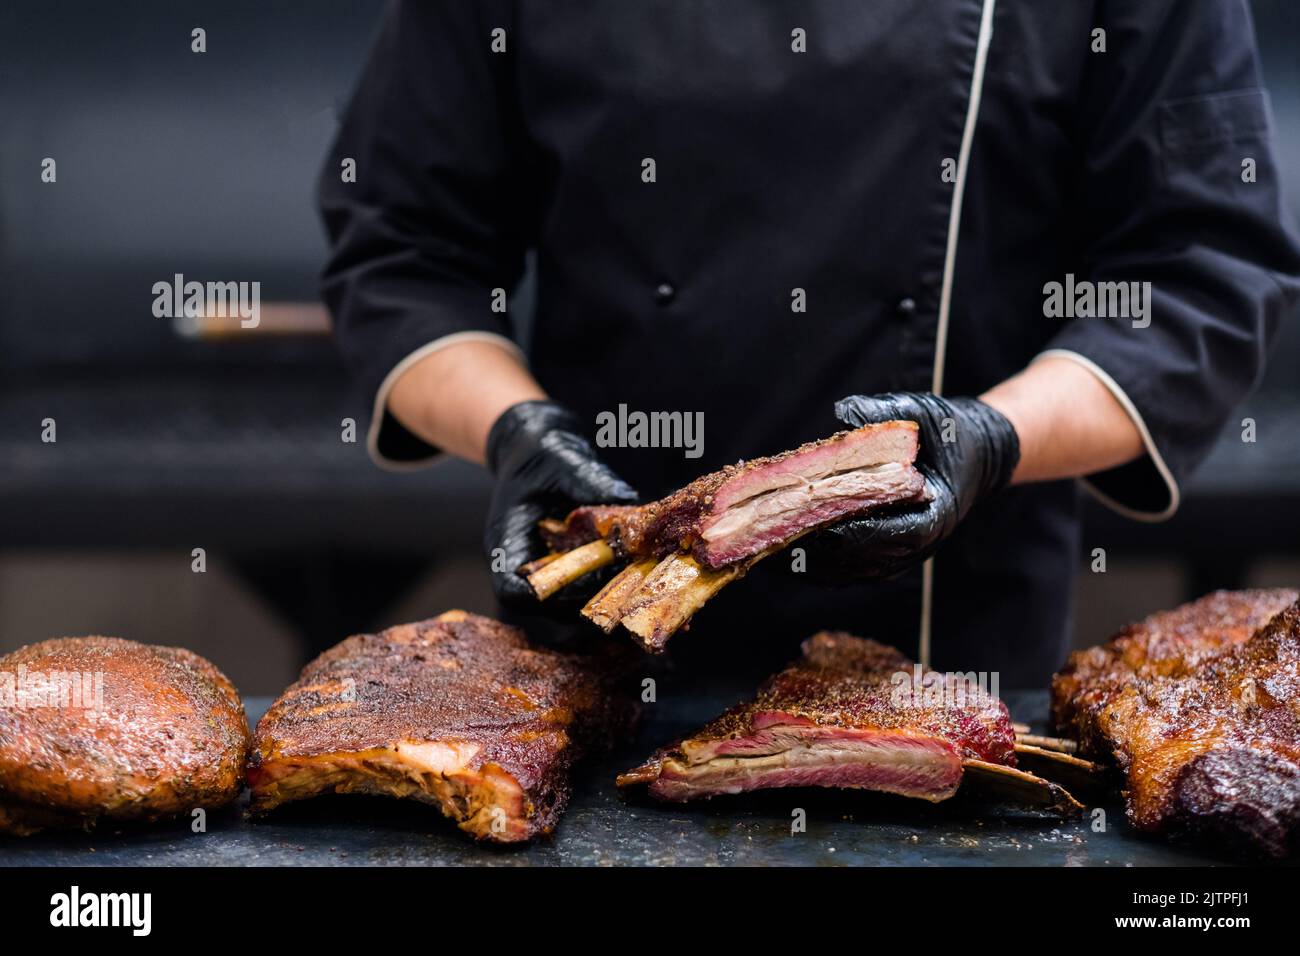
[980,355,1143,485]
[387,340,547,465]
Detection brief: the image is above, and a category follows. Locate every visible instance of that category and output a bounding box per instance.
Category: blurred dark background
[1,1,1298,694]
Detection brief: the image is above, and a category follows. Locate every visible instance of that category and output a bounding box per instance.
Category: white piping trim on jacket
[920,0,998,670]
[366,331,527,472]
[931,0,997,398]
[1035,349,1181,522]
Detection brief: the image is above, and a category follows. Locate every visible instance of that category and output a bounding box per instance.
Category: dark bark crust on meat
[248,611,635,843]
[540,506,636,554]
[541,422,925,569]
[1051,588,1297,754]
[620,632,1020,801]
[530,423,925,648]
[660,632,1014,763]
[1051,591,1300,858]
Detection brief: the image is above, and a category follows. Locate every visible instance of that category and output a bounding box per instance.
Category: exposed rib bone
[521,422,926,650]
[518,552,561,576]
[1012,743,1109,798]
[521,539,615,600]
[582,559,659,632]
[528,541,748,645]
[960,760,1084,816]
[615,555,747,652]
[1015,732,1078,754]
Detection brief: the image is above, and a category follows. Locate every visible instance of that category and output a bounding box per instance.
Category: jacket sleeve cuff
[366,331,527,471]
[1033,349,1181,522]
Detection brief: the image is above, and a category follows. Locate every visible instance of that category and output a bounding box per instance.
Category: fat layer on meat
[247,611,632,843]
[619,632,1015,803]
[542,421,925,569]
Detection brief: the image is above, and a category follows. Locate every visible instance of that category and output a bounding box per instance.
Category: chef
[319,0,1300,685]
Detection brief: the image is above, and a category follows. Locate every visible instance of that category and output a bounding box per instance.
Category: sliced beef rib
[620,632,1079,814]
[525,422,927,650]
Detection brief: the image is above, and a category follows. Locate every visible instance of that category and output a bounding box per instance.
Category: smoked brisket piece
[526,422,927,649]
[0,637,250,836]
[620,632,1078,813]
[247,611,632,843]
[1051,592,1300,857]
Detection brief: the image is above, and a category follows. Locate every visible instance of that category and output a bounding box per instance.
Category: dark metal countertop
[0,692,1255,867]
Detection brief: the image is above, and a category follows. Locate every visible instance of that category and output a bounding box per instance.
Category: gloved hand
[805,392,1020,580]
[485,399,640,611]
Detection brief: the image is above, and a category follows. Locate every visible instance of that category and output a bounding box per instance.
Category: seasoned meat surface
[1052,592,1300,857]
[1052,589,1298,754]
[248,610,632,843]
[0,637,249,835]
[619,632,1014,802]
[534,423,926,649]
[543,421,925,569]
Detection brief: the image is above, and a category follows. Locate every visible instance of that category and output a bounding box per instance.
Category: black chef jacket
[319,0,1300,687]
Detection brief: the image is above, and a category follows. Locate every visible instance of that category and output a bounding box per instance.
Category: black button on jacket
[320,0,1300,685]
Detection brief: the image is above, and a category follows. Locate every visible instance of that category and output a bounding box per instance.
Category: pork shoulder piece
[0,637,250,836]
[247,610,632,843]
[541,421,925,570]
[1051,588,1298,755]
[1052,593,1300,857]
[619,632,1080,814]
[1100,600,1300,856]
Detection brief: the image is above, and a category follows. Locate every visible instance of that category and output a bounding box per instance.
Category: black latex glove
[485,400,640,611]
[806,392,1020,581]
